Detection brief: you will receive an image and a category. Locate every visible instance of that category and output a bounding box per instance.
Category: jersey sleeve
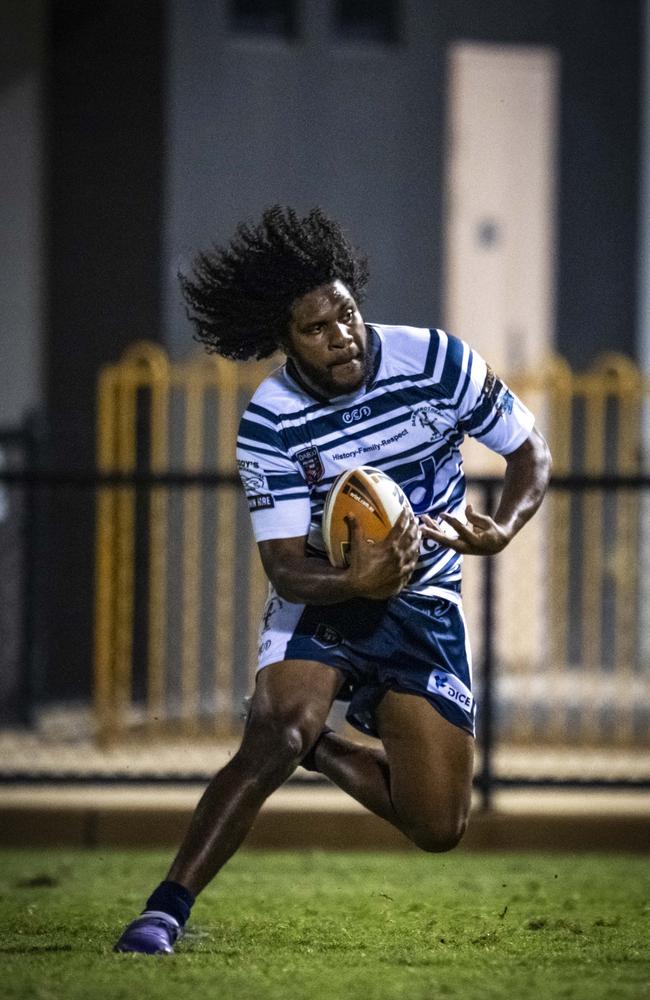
[448,336,535,455]
[236,403,311,542]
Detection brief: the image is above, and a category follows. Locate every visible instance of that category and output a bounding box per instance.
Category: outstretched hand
[420,504,510,555]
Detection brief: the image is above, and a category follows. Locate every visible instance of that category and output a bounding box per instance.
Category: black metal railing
[0,458,649,800]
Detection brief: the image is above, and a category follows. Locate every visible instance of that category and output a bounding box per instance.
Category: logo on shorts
[313,623,342,649]
[262,597,283,632]
[427,670,474,713]
[295,446,324,485]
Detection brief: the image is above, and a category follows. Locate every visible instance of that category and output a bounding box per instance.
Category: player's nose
[331,322,352,346]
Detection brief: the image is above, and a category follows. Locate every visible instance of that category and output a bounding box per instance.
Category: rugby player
[115,207,551,954]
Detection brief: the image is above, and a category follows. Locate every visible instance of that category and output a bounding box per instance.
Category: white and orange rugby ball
[322,465,413,568]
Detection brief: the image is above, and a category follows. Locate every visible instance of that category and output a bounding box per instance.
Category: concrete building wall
[163,0,641,369]
[0,0,45,428]
[164,0,444,355]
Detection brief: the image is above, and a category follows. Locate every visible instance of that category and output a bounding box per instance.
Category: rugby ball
[322,466,413,568]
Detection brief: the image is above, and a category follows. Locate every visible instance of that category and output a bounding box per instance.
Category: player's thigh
[376,689,474,849]
[247,659,344,749]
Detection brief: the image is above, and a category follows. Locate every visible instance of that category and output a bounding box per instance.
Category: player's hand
[346,509,421,599]
[419,504,510,555]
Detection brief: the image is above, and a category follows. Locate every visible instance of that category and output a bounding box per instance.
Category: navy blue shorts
[256,588,476,738]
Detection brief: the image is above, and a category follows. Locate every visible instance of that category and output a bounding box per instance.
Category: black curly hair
[179,206,370,360]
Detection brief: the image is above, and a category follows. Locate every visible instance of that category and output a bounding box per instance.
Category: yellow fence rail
[94,344,273,744]
[94,345,650,749]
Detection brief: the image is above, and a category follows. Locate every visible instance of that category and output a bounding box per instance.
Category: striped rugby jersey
[236,324,535,599]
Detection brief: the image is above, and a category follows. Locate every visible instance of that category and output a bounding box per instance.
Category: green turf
[0,849,648,1000]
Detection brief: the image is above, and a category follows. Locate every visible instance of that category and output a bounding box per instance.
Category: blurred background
[0,0,648,839]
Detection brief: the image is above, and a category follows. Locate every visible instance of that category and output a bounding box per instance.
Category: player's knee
[409,814,468,854]
[244,705,321,764]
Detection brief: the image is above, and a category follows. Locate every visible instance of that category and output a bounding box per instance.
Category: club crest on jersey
[411,405,443,441]
[295,446,324,485]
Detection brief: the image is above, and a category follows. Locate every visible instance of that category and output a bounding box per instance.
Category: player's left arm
[420,426,552,555]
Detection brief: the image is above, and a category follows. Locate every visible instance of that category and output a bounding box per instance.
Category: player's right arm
[237,394,418,604]
[258,511,419,604]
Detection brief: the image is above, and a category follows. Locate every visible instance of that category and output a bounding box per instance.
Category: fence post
[479,481,497,810]
[18,411,41,727]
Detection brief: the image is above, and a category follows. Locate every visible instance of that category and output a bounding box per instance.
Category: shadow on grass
[0,945,73,954]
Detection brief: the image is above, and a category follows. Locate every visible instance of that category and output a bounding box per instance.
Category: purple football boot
[114,910,181,954]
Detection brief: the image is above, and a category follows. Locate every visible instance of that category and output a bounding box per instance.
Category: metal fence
[0,420,40,727]
[1,344,649,797]
[92,345,650,750]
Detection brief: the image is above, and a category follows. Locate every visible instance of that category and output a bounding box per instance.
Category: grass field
[1,849,648,1000]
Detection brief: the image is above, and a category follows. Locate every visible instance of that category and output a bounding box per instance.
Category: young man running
[115,206,551,954]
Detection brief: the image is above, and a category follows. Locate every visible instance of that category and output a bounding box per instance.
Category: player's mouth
[329,353,362,370]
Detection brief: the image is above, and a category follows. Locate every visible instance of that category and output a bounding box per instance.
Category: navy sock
[144,880,195,927]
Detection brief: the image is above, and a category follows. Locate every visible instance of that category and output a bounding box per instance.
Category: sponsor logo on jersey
[402,456,436,513]
[313,623,342,649]
[481,364,498,400]
[496,388,514,416]
[342,405,371,424]
[238,459,268,494]
[480,366,514,417]
[427,669,474,713]
[410,405,443,441]
[295,446,324,485]
[331,428,407,462]
[248,494,275,511]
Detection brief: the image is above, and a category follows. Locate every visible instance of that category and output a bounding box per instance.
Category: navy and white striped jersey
[236,325,535,599]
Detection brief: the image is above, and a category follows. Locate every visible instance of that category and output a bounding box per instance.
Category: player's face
[285,281,369,398]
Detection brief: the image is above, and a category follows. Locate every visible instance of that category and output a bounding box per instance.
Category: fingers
[420,510,508,555]
[419,511,473,554]
[419,528,469,554]
[388,508,413,537]
[441,514,476,541]
[344,514,364,555]
[347,511,418,554]
[421,508,494,543]
[465,504,494,529]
